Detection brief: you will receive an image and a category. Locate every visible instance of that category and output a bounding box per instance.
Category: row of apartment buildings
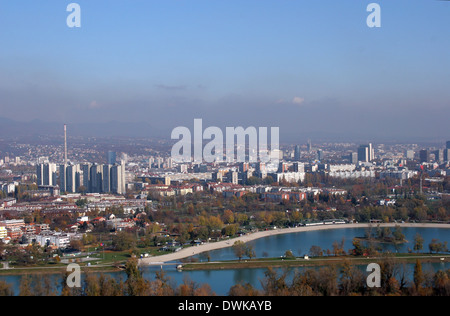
[36,161,126,194]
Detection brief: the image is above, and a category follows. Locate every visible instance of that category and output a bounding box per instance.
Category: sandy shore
[138,223,450,265]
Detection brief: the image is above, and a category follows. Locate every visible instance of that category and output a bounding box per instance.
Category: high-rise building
[111,161,126,194]
[37,163,57,186]
[444,149,450,162]
[239,162,249,173]
[278,162,288,173]
[80,163,91,190]
[317,149,324,161]
[156,157,163,169]
[434,149,444,163]
[226,171,238,185]
[357,143,374,162]
[294,145,301,160]
[350,152,358,164]
[66,164,79,193]
[256,162,267,179]
[90,164,103,193]
[148,157,154,169]
[406,150,415,160]
[166,157,173,169]
[59,164,66,192]
[102,164,111,193]
[293,162,304,172]
[358,146,368,162]
[107,151,117,165]
[446,141,450,149]
[419,149,430,163]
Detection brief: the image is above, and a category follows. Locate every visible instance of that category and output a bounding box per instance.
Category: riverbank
[139,223,450,265]
[180,253,450,271]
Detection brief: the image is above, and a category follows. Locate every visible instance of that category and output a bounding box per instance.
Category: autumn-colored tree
[0,280,13,296]
[222,209,235,224]
[232,241,247,261]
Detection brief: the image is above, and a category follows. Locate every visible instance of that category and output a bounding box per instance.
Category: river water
[1,227,449,295]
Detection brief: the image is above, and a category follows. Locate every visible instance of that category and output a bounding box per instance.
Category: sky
[0,0,449,142]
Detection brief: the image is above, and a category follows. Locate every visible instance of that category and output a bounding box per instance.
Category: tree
[232,241,247,261]
[284,250,295,259]
[124,257,150,296]
[352,238,364,256]
[413,259,424,293]
[339,260,366,296]
[245,244,256,260]
[309,245,323,257]
[0,280,13,296]
[112,231,136,251]
[228,283,261,296]
[69,239,83,252]
[222,210,235,224]
[413,233,424,253]
[429,238,448,254]
[392,225,405,242]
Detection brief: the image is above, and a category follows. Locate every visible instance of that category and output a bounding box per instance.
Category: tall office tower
[59,164,67,192]
[107,151,117,165]
[447,141,450,149]
[294,145,301,160]
[102,164,111,193]
[307,140,312,152]
[357,145,368,162]
[357,144,374,162]
[90,164,103,193]
[419,149,430,163]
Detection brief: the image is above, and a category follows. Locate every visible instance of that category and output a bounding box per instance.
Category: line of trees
[1,258,449,296]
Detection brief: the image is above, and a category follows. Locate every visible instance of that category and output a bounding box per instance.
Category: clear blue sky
[0,0,449,141]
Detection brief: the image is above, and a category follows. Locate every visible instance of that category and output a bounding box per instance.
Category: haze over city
[0,0,449,142]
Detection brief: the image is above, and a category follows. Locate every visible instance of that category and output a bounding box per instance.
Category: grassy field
[180,254,450,271]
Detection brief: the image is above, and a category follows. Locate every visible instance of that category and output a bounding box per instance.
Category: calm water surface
[1,227,449,295]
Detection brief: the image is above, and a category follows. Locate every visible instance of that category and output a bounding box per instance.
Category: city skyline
[0,1,449,143]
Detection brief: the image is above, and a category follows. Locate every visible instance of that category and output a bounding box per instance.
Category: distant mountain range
[0,117,167,140]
